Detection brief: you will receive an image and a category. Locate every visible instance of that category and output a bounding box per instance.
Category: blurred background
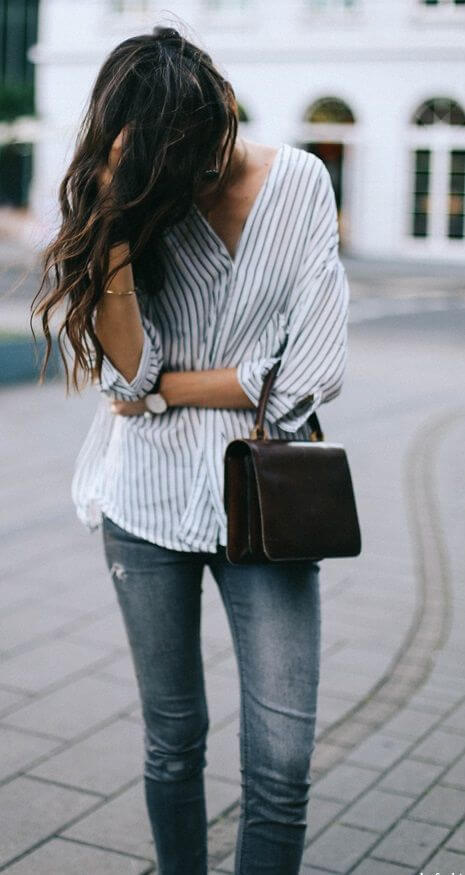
[1,3,465,874]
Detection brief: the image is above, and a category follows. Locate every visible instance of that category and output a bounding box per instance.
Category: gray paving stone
[412,728,465,765]
[346,731,412,770]
[421,846,465,875]
[213,850,234,873]
[324,645,404,678]
[302,822,379,872]
[0,724,59,781]
[0,776,96,867]
[440,751,465,788]
[350,859,415,875]
[446,820,465,852]
[312,763,379,803]
[442,701,465,734]
[378,758,443,796]
[95,651,138,685]
[3,838,149,874]
[206,721,241,785]
[407,689,463,716]
[312,740,349,773]
[302,867,338,875]
[206,776,240,822]
[0,687,27,715]
[407,785,465,827]
[2,674,137,738]
[202,604,234,648]
[207,653,237,679]
[319,667,379,699]
[220,846,336,875]
[381,707,440,740]
[204,668,240,727]
[370,818,449,867]
[62,779,154,860]
[46,574,117,613]
[306,797,344,840]
[1,602,79,652]
[28,718,143,795]
[0,583,48,612]
[65,610,130,650]
[0,637,111,693]
[340,788,413,832]
[314,692,358,725]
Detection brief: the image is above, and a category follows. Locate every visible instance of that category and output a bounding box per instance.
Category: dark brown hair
[30,25,239,393]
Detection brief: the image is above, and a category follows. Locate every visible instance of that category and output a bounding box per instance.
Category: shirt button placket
[208,263,233,368]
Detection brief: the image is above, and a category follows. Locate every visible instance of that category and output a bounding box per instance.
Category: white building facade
[29,0,465,262]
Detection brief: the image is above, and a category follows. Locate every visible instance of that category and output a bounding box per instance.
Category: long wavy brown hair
[30,25,239,394]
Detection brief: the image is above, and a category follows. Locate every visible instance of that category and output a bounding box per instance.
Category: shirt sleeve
[90,309,164,402]
[236,160,350,433]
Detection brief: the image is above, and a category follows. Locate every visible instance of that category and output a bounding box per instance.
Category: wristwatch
[144,372,168,415]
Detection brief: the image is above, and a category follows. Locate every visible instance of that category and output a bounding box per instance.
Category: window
[413,98,465,126]
[411,150,431,238]
[304,97,355,124]
[421,0,465,6]
[408,97,465,243]
[237,102,250,123]
[305,0,358,9]
[448,151,465,239]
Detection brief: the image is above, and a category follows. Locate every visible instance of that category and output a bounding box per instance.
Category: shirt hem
[77,500,227,553]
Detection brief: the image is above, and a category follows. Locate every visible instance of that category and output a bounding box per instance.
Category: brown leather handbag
[224,359,362,564]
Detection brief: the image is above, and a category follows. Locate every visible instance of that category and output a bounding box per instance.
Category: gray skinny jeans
[101,512,321,875]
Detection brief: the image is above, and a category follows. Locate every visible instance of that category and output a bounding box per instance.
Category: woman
[31,25,349,875]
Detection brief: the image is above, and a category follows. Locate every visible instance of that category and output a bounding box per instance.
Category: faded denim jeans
[101,513,321,875]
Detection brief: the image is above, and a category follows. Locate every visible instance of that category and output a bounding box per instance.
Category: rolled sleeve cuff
[236,357,322,434]
[99,326,163,400]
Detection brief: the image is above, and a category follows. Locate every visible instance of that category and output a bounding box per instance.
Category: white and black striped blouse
[71,143,350,552]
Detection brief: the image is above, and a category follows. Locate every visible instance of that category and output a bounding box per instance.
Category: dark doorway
[299,141,346,249]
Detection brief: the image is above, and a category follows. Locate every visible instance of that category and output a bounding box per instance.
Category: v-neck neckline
[191,142,287,267]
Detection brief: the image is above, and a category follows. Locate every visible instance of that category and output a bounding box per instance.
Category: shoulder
[282,146,335,218]
[285,145,331,187]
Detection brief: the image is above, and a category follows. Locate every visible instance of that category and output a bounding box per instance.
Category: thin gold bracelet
[104,288,136,296]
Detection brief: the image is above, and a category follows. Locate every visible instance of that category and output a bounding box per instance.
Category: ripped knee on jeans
[144,748,207,783]
[110,561,127,582]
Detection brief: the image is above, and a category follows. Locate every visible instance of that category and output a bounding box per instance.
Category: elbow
[97,339,163,401]
[321,354,347,404]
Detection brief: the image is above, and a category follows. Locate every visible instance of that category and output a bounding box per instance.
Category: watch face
[145,393,167,414]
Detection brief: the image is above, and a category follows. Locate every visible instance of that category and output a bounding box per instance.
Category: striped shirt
[71,142,350,552]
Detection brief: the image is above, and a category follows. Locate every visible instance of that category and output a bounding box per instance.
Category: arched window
[237,102,251,123]
[409,97,465,242]
[421,0,465,6]
[413,98,465,127]
[304,97,355,124]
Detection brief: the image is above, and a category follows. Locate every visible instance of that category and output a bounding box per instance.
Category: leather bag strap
[250,358,324,442]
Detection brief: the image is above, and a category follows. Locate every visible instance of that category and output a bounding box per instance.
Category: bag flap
[247,440,362,560]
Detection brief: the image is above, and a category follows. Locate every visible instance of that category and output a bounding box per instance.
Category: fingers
[110,399,147,416]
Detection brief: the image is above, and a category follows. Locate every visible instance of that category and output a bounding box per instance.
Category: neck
[198,136,248,204]
[228,136,248,183]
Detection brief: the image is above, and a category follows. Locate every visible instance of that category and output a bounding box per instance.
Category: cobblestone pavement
[0,262,464,873]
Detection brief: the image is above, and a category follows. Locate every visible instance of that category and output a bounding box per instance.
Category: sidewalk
[0,284,464,873]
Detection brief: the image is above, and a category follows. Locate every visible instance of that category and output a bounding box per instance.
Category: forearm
[94,242,144,383]
[161,367,256,410]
